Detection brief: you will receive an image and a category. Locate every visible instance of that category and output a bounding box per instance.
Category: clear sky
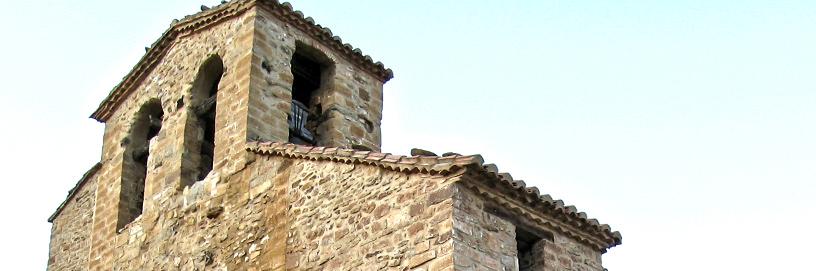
[1,0,814,270]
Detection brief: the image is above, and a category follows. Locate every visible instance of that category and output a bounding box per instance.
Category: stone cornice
[90,0,392,122]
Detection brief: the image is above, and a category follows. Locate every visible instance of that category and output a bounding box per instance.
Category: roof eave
[462,163,622,250]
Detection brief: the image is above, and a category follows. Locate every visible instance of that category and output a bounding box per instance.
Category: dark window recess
[517,227,543,271]
[118,101,163,231]
[133,112,163,165]
[188,56,223,183]
[484,204,551,270]
[289,52,323,145]
[196,76,219,181]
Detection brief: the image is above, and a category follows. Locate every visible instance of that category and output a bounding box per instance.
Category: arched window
[288,42,333,145]
[182,55,223,186]
[118,100,163,231]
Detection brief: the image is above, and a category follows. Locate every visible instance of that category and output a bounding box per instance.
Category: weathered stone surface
[282,158,456,270]
[452,184,605,271]
[249,7,384,151]
[47,1,618,270]
[48,172,98,270]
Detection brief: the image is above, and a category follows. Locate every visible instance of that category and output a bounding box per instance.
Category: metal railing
[288,100,315,144]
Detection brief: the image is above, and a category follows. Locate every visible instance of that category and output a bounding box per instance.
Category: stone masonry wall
[87,9,258,270]
[76,151,461,270]
[282,157,457,270]
[452,184,520,270]
[48,173,98,270]
[247,7,385,151]
[525,234,604,271]
[453,184,605,271]
[96,153,286,270]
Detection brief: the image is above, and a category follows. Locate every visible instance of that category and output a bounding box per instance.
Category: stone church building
[47,1,621,270]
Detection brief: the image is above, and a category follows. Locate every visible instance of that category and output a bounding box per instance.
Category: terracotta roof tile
[246,141,622,249]
[577,212,588,219]
[484,163,499,174]
[381,154,402,163]
[539,194,553,202]
[364,153,385,162]
[397,156,418,165]
[247,141,481,175]
[525,186,540,196]
[323,147,339,156]
[431,162,454,172]
[416,156,438,167]
[351,151,370,159]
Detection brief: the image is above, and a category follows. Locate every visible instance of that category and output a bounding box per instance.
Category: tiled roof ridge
[246,141,483,175]
[48,163,103,222]
[90,0,393,122]
[246,141,621,249]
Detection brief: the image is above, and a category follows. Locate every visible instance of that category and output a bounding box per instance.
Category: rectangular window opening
[288,51,324,145]
[517,227,543,271]
[484,203,553,271]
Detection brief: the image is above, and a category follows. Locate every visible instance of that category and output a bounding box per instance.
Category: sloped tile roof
[248,141,484,174]
[247,141,622,250]
[91,0,393,122]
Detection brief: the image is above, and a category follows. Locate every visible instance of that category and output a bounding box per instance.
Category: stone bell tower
[49,1,392,270]
[48,1,620,270]
[90,0,393,162]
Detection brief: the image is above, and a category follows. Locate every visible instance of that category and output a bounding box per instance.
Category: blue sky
[1,0,814,270]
